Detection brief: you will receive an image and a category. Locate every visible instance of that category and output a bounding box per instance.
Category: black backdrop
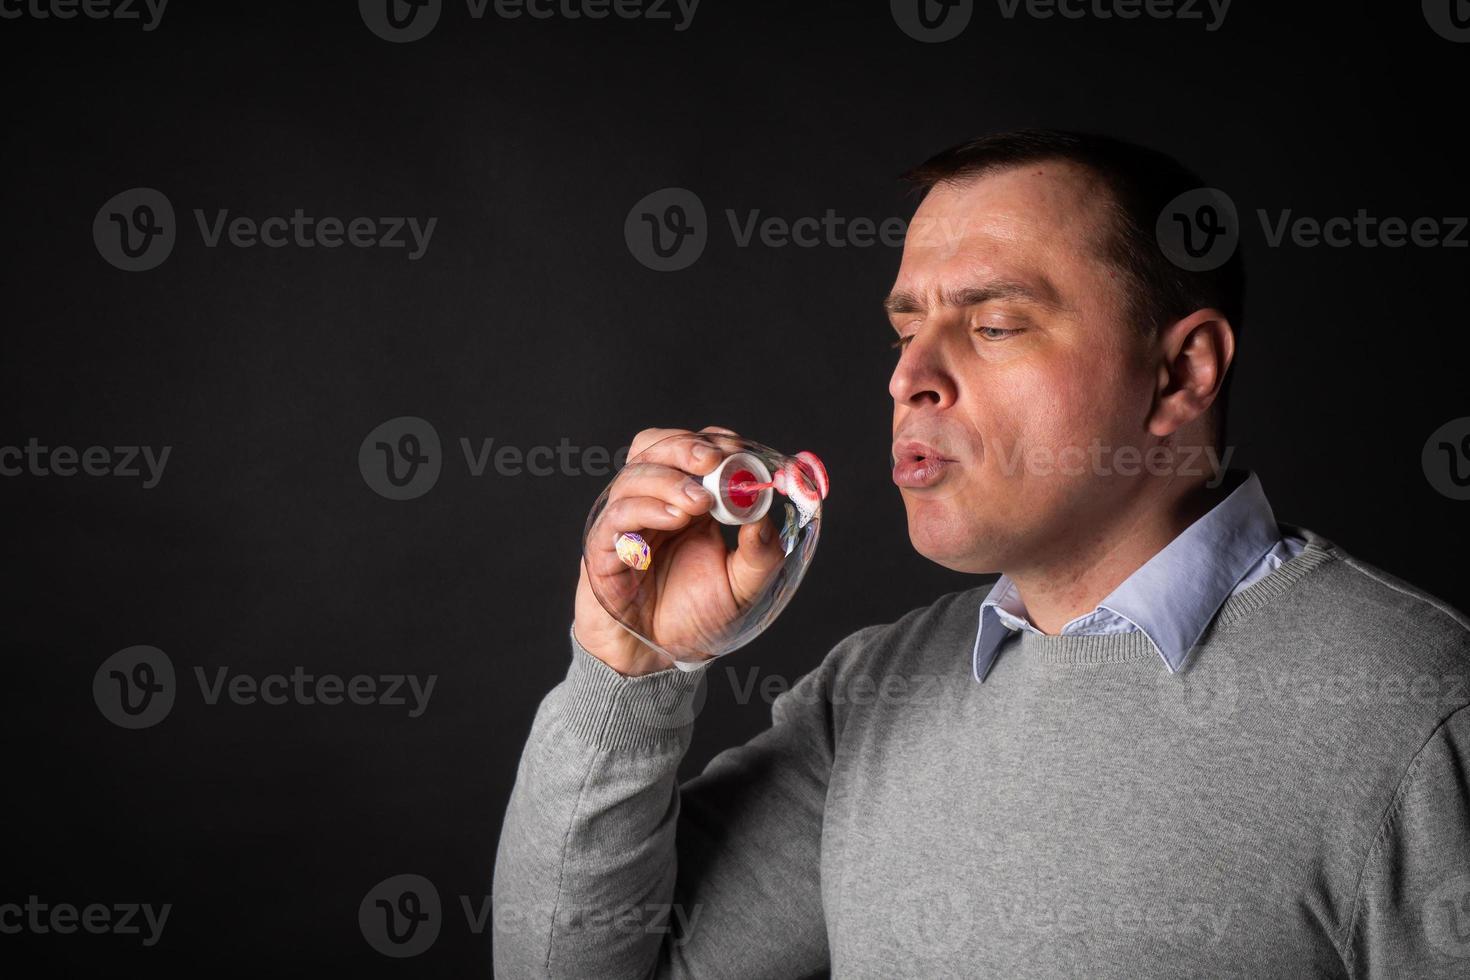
[4,0,1469,974]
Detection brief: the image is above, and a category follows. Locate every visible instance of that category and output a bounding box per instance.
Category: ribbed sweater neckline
[1013,523,1339,666]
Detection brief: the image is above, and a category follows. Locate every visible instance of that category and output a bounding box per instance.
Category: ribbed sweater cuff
[557,625,707,750]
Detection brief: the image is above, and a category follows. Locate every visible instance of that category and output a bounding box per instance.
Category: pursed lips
[891,440,956,465]
[891,440,961,488]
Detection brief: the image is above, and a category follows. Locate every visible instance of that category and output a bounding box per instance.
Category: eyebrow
[882,278,1064,316]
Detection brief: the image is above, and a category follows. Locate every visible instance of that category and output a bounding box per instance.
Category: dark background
[3,0,1468,974]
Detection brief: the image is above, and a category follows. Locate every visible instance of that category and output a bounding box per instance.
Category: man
[493,130,1470,978]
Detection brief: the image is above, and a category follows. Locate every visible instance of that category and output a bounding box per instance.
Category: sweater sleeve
[1345,703,1470,979]
[492,624,846,979]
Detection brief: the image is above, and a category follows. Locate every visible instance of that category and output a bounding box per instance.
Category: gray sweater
[493,528,1470,978]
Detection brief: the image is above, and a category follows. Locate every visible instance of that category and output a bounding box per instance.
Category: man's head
[887,129,1242,574]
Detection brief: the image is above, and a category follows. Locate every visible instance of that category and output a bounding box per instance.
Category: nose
[888,325,956,410]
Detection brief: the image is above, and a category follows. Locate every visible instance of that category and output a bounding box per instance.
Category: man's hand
[574,426,786,676]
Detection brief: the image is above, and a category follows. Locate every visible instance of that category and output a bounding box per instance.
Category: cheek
[986,349,1142,457]
[1079,347,1156,442]
[981,357,1089,451]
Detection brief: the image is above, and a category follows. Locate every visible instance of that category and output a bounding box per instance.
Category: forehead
[891,162,1116,303]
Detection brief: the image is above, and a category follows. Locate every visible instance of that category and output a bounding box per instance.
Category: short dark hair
[901,129,1243,441]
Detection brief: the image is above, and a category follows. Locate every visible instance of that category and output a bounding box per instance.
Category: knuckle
[601,497,633,522]
[631,426,687,454]
[613,461,654,486]
[628,428,666,457]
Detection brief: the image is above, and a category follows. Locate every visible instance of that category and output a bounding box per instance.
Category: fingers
[587,425,744,580]
[626,426,742,478]
[590,464,715,572]
[609,462,715,516]
[628,427,688,459]
[601,493,698,535]
[585,494,697,578]
[727,517,786,607]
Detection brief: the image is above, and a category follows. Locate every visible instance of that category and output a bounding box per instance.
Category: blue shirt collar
[972,470,1284,683]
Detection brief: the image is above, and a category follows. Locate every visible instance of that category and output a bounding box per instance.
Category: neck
[1005,471,1237,634]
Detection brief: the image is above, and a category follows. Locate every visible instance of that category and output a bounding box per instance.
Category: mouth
[891,441,958,489]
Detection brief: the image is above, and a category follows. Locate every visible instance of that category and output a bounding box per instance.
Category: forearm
[1346,703,1470,978]
[493,628,706,979]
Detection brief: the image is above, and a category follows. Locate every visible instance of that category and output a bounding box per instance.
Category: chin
[904,501,995,574]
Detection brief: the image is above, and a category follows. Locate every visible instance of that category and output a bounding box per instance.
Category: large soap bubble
[582,432,828,670]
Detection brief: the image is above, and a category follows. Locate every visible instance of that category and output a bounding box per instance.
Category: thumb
[727,518,786,607]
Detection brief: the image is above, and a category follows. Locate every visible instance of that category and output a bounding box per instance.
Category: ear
[1147,308,1235,438]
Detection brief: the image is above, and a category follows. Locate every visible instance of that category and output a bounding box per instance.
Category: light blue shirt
[974,470,1305,682]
